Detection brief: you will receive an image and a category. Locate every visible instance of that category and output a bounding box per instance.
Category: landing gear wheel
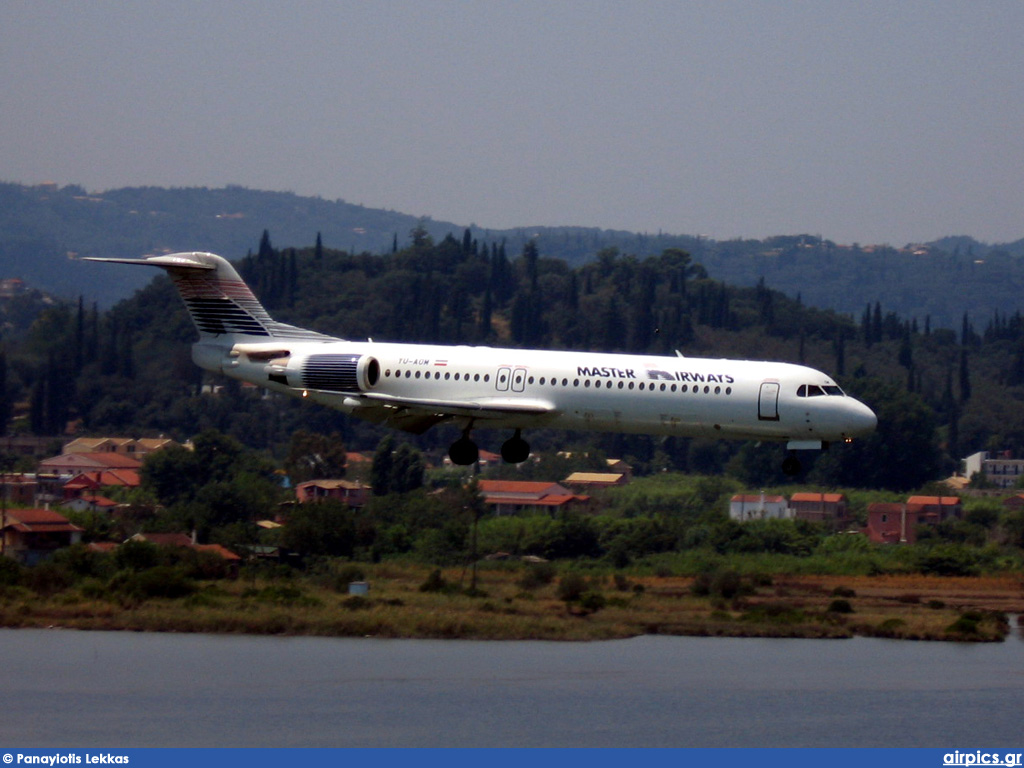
[449,436,479,466]
[500,429,530,464]
[782,454,802,477]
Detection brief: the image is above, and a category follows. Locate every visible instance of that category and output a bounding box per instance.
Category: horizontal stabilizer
[83,254,216,270]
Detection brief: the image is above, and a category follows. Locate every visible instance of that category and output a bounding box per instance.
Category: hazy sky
[2,1,1022,246]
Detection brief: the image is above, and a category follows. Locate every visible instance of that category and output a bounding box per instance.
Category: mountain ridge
[1,181,1022,328]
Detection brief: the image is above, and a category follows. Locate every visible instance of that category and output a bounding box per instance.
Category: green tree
[285,430,347,483]
[371,435,395,496]
[282,501,356,557]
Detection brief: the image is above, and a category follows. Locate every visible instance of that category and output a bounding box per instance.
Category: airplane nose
[846,399,877,437]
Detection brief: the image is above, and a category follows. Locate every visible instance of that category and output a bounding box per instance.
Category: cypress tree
[0,350,8,436]
[959,349,972,402]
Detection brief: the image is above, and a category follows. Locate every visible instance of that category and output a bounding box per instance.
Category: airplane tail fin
[85,252,334,343]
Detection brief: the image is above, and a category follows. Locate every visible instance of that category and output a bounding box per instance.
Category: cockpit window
[798,384,846,397]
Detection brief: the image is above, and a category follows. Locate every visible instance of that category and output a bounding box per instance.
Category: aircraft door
[758,381,780,421]
[495,367,511,392]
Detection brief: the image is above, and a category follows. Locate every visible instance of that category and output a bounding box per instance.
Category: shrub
[947,614,981,636]
[556,572,588,603]
[578,591,607,613]
[25,562,75,597]
[518,562,556,591]
[0,557,24,587]
[241,584,321,607]
[878,618,906,631]
[827,599,854,614]
[419,569,448,593]
[691,569,748,600]
[341,595,372,611]
[109,566,197,601]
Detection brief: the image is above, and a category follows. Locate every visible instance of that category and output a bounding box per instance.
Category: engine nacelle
[299,353,380,393]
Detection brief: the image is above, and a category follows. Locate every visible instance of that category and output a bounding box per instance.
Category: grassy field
[1,562,1020,642]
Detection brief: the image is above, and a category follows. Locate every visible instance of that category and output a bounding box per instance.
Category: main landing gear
[500,429,530,464]
[447,428,531,466]
[448,430,479,466]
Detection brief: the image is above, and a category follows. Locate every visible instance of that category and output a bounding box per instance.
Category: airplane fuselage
[203,338,877,446]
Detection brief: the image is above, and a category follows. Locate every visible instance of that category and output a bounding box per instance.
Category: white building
[964,451,1024,489]
[729,493,791,521]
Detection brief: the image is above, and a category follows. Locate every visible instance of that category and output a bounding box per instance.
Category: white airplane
[86,251,876,475]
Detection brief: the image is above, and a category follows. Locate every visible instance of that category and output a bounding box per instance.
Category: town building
[728,494,790,521]
[476,480,590,516]
[0,473,39,506]
[38,452,143,477]
[62,495,119,514]
[963,451,1024,489]
[62,437,178,458]
[563,472,629,489]
[906,496,962,525]
[1,508,84,565]
[866,503,919,544]
[295,479,370,507]
[789,493,850,528]
[62,469,140,500]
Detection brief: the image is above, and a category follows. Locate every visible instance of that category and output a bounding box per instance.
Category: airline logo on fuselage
[576,365,735,384]
[577,366,637,379]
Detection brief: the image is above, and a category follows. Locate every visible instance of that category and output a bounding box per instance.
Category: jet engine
[300,353,381,393]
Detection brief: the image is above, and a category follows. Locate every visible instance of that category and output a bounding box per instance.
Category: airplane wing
[334,392,557,434]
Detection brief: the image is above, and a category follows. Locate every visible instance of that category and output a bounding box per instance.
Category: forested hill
[10,230,1024,492]
[1,181,1023,327]
[0,182,678,307]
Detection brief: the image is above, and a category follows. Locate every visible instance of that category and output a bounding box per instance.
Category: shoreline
[2,567,1020,643]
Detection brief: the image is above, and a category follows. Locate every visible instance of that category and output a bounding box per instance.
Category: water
[2,629,1023,747]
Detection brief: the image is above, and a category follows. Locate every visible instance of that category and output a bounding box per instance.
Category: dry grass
[1,566,1020,642]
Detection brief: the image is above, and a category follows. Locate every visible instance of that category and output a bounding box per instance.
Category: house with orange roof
[1,508,84,564]
[789,493,849,528]
[476,480,590,516]
[906,496,962,525]
[39,452,142,477]
[866,503,919,544]
[62,494,119,514]
[62,469,141,500]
